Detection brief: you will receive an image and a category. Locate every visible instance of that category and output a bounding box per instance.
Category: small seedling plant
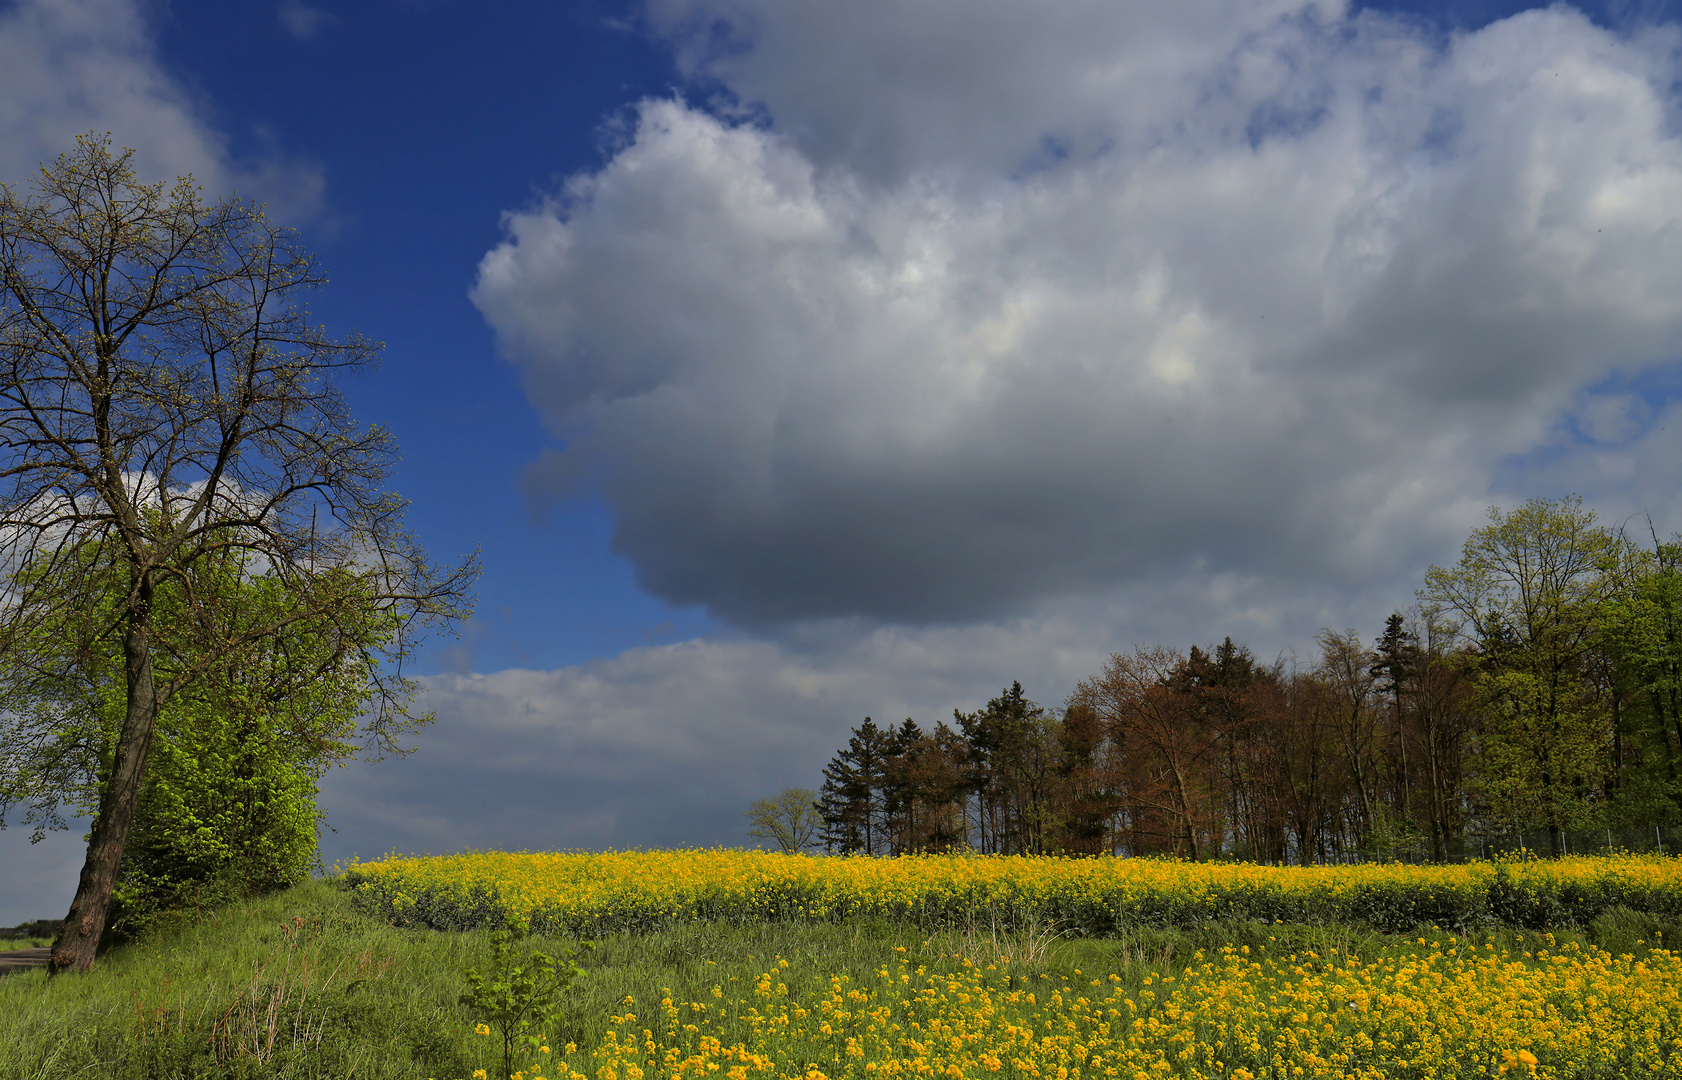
[461,922,590,1080]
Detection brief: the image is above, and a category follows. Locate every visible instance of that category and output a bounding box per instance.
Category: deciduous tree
[745,787,822,854]
[1420,496,1616,854]
[0,136,475,972]
[1598,534,1682,824]
[1073,648,1229,861]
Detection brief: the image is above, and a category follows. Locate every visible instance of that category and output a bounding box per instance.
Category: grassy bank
[0,877,1377,1079]
[1,871,1679,1078]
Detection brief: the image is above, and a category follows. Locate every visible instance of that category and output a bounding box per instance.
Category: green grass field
[0,874,1677,1079]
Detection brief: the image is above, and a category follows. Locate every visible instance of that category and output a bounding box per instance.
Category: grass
[1,877,1679,1079]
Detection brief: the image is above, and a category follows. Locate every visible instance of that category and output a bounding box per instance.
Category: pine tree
[817,717,893,853]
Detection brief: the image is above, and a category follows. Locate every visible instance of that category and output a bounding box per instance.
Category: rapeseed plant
[565,937,1682,1079]
[340,849,1682,937]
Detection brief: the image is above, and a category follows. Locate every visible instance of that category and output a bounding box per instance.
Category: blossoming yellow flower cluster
[337,849,1682,936]
[556,938,1682,1080]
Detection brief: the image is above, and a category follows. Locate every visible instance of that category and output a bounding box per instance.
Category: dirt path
[0,948,49,975]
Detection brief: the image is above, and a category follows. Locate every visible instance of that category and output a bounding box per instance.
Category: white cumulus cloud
[476,1,1682,627]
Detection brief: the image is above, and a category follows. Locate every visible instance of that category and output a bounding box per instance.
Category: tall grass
[0,879,481,1079]
[1,875,1677,1079]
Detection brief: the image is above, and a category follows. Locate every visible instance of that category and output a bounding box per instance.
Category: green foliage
[1420,496,1619,839]
[1598,539,1682,825]
[1470,668,1607,832]
[106,561,393,937]
[108,685,327,937]
[1,540,396,938]
[460,924,591,1080]
[1355,805,1425,862]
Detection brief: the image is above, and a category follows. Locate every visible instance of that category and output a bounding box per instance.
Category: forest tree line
[809,497,1682,861]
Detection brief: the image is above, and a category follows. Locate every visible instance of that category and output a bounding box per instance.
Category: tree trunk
[49,613,157,974]
[1171,763,1199,862]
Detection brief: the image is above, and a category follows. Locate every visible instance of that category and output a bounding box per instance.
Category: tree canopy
[807,499,1682,862]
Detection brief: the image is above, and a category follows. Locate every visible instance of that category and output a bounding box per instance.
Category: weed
[932,903,1066,967]
[460,922,590,1080]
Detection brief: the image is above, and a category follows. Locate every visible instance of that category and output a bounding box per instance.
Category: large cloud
[475,1,1682,627]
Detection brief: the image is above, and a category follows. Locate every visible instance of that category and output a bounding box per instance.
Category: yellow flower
[473,1071,488,1080]
[348,849,1682,1080]
[1498,1049,1539,1075]
[476,1023,492,1036]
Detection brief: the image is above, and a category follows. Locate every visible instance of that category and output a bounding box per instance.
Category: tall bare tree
[1317,628,1383,844]
[0,136,476,972]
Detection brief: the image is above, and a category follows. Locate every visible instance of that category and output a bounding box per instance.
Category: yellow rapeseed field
[558,936,1682,1080]
[354,852,1682,1078]
[340,848,1682,936]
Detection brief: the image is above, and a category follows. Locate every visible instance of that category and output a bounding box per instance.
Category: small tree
[461,923,589,1080]
[746,787,821,853]
[0,136,475,972]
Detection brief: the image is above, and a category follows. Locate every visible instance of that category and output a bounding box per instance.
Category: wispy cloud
[278,1,338,41]
[0,0,326,219]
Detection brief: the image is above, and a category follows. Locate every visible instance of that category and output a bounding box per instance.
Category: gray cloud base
[314,616,1129,869]
[311,564,1427,868]
[475,1,1682,627]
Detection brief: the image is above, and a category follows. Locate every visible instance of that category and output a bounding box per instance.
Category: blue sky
[7,0,1682,922]
[155,2,713,674]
